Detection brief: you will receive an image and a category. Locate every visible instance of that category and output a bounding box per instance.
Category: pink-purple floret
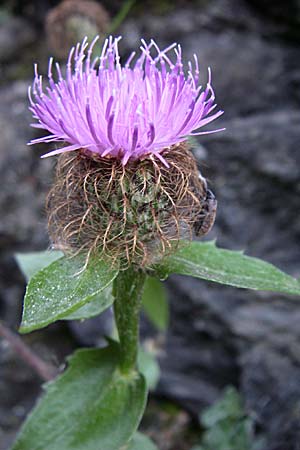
[29,36,224,166]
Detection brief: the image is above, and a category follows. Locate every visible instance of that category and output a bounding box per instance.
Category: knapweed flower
[29,36,223,267]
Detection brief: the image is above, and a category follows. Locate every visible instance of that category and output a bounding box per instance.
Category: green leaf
[138,348,160,391]
[126,432,158,450]
[201,386,246,428]
[158,241,300,296]
[197,387,254,450]
[142,276,169,331]
[11,343,147,450]
[20,255,118,333]
[62,285,114,321]
[16,250,116,322]
[15,250,63,281]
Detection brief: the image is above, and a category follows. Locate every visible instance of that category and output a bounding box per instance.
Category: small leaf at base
[142,276,169,331]
[138,347,160,391]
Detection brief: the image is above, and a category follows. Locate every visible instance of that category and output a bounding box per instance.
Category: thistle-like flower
[29,36,223,267]
[30,36,223,165]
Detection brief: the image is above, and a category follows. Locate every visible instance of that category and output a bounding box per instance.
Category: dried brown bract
[47,143,214,268]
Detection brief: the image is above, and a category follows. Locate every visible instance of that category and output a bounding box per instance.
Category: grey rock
[0,340,41,450]
[199,110,300,270]
[0,80,53,251]
[241,341,300,450]
[0,80,54,341]
[0,16,35,63]
[247,0,300,29]
[182,32,291,118]
[120,0,300,118]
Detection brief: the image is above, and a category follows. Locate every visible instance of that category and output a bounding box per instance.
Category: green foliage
[158,241,300,296]
[63,285,114,320]
[16,251,168,332]
[16,251,116,323]
[16,251,63,281]
[20,254,118,333]
[11,343,147,450]
[142,276,169,331]
[193,387,256,450]
[126,432,158,450]
[202,387,250,428]
[138,347,160,391]
[0,7,11,24]
[18,236,300,338]
[15,242,298,450]
[108,0,136,34]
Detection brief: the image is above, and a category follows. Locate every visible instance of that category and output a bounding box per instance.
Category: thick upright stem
[113,267,146,373]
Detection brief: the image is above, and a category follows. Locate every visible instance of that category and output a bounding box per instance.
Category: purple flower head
[29,36,224,166]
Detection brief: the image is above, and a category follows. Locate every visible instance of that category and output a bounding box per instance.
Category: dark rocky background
[0,1,300,449]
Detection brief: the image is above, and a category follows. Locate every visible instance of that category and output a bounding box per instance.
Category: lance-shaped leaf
[16,250,115,322]
[138,348,160,391]
[16,250,64,281]
[142,276,169,331]
[20,255,118,333]
[157,241,300,296]
[62,285,113,321]
[11,343,147,450]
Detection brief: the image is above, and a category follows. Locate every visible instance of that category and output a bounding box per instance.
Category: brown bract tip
[46,143,216,268]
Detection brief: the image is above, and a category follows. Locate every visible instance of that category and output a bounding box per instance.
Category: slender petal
[29,36,224,164]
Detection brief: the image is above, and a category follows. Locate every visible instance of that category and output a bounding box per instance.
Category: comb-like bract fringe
[47,143,208,267]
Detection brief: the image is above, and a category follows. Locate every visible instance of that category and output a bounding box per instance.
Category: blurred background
[0,1,300,449]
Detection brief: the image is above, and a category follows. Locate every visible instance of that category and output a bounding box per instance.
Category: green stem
[113,267,146,373]
[107,0,136,35]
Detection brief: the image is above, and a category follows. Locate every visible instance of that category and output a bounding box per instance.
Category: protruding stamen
[28,36,223,165]
[145,123,155,148]
[131,126,138,152]
[107,113,115,145]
